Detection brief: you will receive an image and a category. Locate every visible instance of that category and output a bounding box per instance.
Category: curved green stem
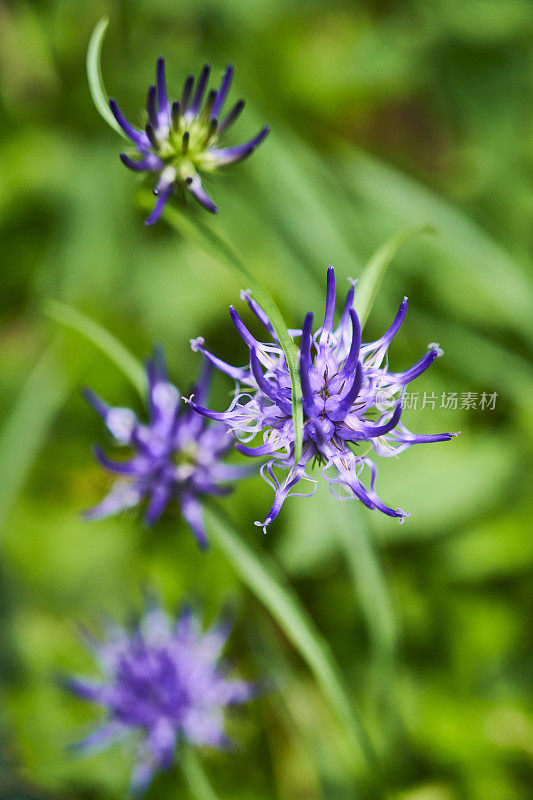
[138,194,304,465]
[43,300,384,792]
[206,502,385,791]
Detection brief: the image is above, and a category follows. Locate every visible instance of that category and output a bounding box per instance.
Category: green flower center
[151,113,219,179]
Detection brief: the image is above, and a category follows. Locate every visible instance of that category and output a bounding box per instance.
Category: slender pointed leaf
[354,224,434,328]
[180,749,220,800]
[0,338,85,531]
[44,299,146,397]
[333,500,397,666]
[205,503,383,788]
[87,17,127,139]
[140,196,305,465]
[339,146,533,339]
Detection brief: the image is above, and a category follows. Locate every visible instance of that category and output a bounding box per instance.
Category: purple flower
[110,58,269,225]
[66,601,255,794]
[84,348,252,548]
[186,268,460,531]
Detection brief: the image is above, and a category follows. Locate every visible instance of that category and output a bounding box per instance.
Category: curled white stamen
[428,342,444,357]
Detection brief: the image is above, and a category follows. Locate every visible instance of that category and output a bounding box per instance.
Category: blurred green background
[1,0,533,798]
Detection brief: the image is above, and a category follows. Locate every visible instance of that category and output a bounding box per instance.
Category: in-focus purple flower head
[66,599,256,794]
[110,58,270,224]
[186,268,460,531]
[84,347,253,548]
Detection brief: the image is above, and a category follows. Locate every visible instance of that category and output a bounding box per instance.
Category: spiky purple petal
[112,61,268,222]
[185,175,218,214]
[66,603,254,793]
[210,126,270,166]
[84,350,253,546]
[218,99,245,133]
[190,268,459,530]
[190,64,210,115]
[156,57,169,121]
[110,98,149,150]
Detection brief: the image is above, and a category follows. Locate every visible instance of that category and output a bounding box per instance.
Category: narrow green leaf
[247,125,363,282]
[139,195,304,465]
[334,500,397,666]
[338,146,533,340]
[44,299,146,398]
[332,500,398,735]
[354,224,434,328]
[180,748,221,800]
[0,339,72,531]
[86,17,127,139]
[205,503,383,787]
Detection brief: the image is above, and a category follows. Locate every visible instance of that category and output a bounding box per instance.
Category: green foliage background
[1,1,533,798]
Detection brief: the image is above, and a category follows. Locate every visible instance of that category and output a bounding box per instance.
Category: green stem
[205,502,385,791]
[138,193,304,465]
[41,299,385,791]
[180,747,221,800]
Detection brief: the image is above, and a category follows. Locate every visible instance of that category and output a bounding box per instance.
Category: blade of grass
[88,18,304,460]
[139,195,304,465]
[333,500,397,670]
[338,145,533,339]
[87,17,128,139]
[34,314,381,791]
[43,299,146,398]
[247,126,363,283]
[205,502,383,789]
[180,748,221,800]
[248,620,332,800]
[0,338,81,531]
[354,224,434,329]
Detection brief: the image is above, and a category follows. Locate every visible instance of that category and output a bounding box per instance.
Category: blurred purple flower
[186,268,460,531]
[110,58,269,224]
[66,600,255,794]
[84,348,253,548]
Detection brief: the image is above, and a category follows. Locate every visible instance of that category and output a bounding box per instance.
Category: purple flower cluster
[110,58,269,224]
[59,31,465,800]
[67,601,255,793]
[85,348,252,548]
[187,268,460,531]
